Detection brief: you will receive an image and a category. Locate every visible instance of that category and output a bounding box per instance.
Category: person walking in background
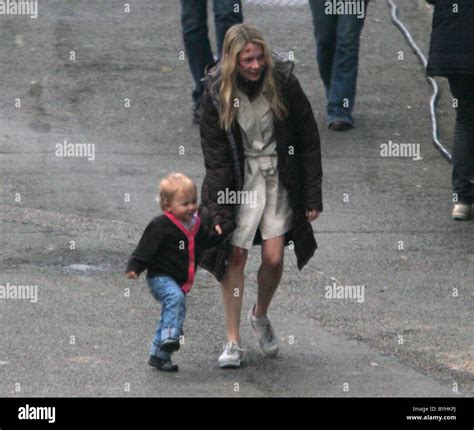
[308,0,368,131]
[426,0,474,220]
[180,0,243,124]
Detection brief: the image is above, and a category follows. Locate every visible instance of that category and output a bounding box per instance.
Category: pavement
[0,0,473,397]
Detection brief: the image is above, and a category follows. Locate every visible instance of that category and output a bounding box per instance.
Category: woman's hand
[214,224,223,235]
[126,271,138,279]
[305,209,320,222]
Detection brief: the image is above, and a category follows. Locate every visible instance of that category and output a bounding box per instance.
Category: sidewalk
[0,0,472,396]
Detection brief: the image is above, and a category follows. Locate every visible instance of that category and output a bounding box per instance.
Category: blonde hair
[216,24,288,130]
[158,173,197,211]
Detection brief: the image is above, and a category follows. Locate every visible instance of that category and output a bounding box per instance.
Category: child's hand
[214,224,222,235]
[126,271,138,279]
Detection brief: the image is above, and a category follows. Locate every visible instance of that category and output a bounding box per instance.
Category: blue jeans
[309,0,366,125]
[147,276,186,360]
[448,76,474,204]
[180,0,243,105]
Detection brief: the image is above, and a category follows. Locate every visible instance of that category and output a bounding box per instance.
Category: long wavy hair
[216,24,288,130]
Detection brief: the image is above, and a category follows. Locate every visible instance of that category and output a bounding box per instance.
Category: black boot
[192,102,202,125]
[160,338,180,353]
[148,355,179,372]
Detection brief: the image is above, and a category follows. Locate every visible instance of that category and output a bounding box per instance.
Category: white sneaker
[218,341,244,368]
[452,203,471,220]
[247,305,279,357]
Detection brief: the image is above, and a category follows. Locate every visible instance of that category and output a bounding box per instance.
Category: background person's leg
[327,12,365,126]
[309,0,338,97]
[448,76,474,206]
[213,0,243,61]
[180,0,214,105]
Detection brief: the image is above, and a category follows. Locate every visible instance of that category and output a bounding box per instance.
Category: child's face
[166,189,198,223]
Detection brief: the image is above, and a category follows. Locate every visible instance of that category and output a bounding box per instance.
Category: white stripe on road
[243,0,308,6]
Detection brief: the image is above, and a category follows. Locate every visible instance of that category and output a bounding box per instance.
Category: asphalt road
[0,0,472,397]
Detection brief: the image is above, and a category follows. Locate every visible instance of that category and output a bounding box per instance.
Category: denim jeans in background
[448,76,474,204]
[180,0,243,105]
[309,0,366,125]
[147,276,186,360]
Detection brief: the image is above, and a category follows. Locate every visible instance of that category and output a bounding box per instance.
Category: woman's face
[238,42,266,81]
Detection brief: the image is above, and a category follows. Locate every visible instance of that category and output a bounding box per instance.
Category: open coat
[198,59,323,281]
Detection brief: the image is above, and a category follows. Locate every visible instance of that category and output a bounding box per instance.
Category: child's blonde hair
[158,173,197,211]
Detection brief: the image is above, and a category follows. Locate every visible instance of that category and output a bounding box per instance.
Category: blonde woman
[199,24,323,368]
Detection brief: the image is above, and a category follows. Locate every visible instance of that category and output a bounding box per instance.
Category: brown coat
[198,59,323,281]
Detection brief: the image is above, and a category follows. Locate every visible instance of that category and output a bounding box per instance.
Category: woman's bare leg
[254,235,285,318]
[220,245,248,342]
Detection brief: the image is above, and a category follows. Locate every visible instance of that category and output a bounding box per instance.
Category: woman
[199,24,323,368]
[426,0,474,220]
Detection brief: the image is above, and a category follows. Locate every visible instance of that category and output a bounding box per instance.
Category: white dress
[229,88,293,250]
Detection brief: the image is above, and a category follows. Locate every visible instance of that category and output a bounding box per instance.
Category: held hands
[213,221,235,236]
[305,209,320,222]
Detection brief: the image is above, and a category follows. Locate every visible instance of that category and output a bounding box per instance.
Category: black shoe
[148,355,179,372]
[160,338,180,353]
[328,120,352,131]
[192,103,202,125]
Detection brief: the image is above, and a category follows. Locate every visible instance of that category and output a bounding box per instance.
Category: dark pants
[448,76,474,204]
[180,0,243,105]
[309,0,366,125]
